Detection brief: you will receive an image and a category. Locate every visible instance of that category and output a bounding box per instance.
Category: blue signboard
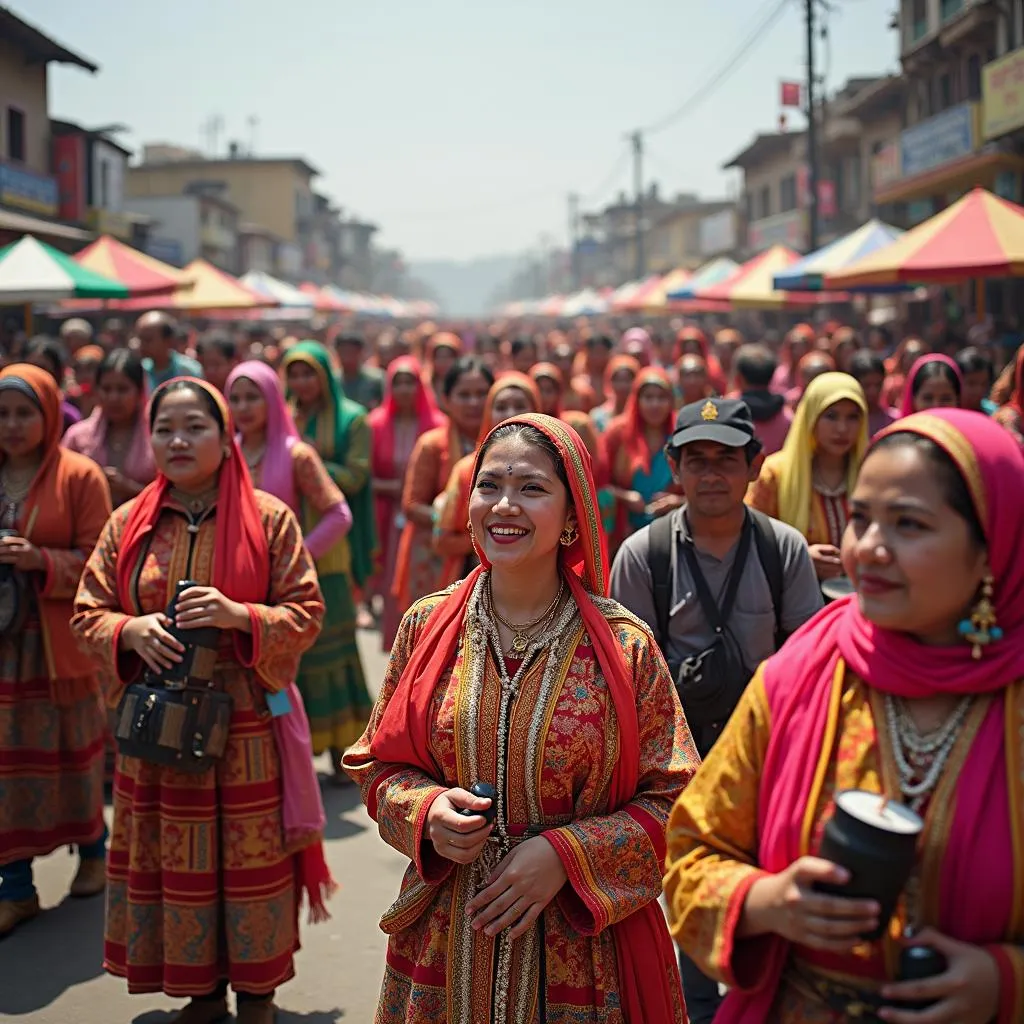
[0,163,58,216]
[900,103,975,179]
[146,237,185,265]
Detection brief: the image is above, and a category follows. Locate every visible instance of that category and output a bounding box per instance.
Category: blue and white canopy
[773,220,904,291]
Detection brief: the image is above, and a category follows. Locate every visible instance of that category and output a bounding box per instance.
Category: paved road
[0,630,403,1024]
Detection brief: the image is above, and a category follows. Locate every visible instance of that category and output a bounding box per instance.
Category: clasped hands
[426,787,568,941]
[0,534,44,572]
[120,585,250,674]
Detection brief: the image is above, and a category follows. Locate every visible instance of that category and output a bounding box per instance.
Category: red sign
[780,81,802,108]
[818,180,837,219]
[52,134,86,222]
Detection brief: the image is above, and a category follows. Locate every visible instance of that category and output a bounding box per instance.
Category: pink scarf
[899,353,964,417]
[226,360,301,512]
[61,402,155,487]
[367,356,443,480]
[719,409,1024,1020]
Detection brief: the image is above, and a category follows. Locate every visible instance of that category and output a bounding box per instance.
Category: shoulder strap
[680,520,752,632]
[748,508,785,644]
[648,514,675,650]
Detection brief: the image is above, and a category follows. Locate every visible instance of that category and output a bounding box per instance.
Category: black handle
[455,781,497,825]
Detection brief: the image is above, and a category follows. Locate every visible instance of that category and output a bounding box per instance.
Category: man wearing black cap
[610,396,822,1023]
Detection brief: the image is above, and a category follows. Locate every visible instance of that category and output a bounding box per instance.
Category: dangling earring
[559,523,578,547]
[958,574,1003,659]
[467,520,475,542]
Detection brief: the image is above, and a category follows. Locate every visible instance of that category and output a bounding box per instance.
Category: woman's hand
[622,490,646,514]
[647,492,684,518]
[103,466,141,500]
[120,613,185,674]
[174,585,251,632]
[0,534,44,572]
[426,788,493,865]
[465,837,568,940]
[879,929,1000,1024]
[739,856,879,951]
[809,543,843,580]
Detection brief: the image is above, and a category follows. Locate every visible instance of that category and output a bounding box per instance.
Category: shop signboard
[983,48,1024,140]
[0,162,59,217]
[747,209,805,252]
[52,135,87,222]
[871,141,902,192]
[698,209,737,256]
[900,103,977,179]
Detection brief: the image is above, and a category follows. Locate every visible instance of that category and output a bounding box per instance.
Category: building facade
[125,189,240,272]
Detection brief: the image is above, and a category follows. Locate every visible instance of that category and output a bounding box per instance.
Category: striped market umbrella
[74,235,187,296]
[642,267,693,311]
[0,235,129,302]
[240,270,315,309]
[666,257,738,300]
[693,245,847,309]
[826,188,1024,288]
[615,275,663,312]
[774,220,905,291]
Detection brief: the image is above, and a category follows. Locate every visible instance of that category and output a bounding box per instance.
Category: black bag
[0,529,29,636]
[113,580,232,774]
[650,509,785,745]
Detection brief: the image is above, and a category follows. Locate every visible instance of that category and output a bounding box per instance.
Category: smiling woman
[344,413,696,1024]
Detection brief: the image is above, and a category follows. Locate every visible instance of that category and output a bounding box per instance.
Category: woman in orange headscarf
[424,331,463,405]
[529,362,604,466]
[591,354,642,434]
[604,367,680,555]
[344,413,696,1024]
[676,326,727,394]
[433,372,542,585]
[72,378,329,1023]
[0,364,112,937]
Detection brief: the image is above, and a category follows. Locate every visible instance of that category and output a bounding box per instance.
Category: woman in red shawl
[772,324,816,393]
[367,356,444,648]
[424,331,463,405]
[528,361,605,470]
[344,413,696,1024]
[603,367,680,555]
[667,409,1024,1023]
[590,354,641,434]
[71,379,328,1024]
[677,326,727,394]
[433,372,541,586]
[993,345,1024,451]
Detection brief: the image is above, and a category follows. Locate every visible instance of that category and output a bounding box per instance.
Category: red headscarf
[605,366,675,482]
[116,378,269,610]
[720,409,1024,1021]
[598,354,641,419]
[369,412,681,1022]
[423,331,463,385]
[898,352,964,417]
[368,356,444,482]
[476,371,542,444]
[676,326,726,393]
[528,361,565,416]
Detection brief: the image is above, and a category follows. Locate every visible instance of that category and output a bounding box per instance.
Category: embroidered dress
[71,490,325,997]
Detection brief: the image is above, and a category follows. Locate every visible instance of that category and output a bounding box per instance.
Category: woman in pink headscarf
[667,409,1024,1023]
[899,353,963,416]
[621,327,653,367]
[367,356,445,648]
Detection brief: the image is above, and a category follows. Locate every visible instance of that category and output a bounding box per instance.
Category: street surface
[0,630,402,1024]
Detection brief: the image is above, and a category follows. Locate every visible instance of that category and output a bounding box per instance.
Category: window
[6,107,25,163]
[935,72,953,112]
[779,174,797,212]
[760,184,772,219]
[966,55,981,101]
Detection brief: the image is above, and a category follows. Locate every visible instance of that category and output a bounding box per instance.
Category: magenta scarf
[899,353,964,417]
[718,409,1024,1021]
[61,402,155,486]
[226,360,301,512]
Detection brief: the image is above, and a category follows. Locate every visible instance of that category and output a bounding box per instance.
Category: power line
[643,0,793,135]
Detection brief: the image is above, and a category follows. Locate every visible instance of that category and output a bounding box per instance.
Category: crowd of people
[0,308,1023,1023]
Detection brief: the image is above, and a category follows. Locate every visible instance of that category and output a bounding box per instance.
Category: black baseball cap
[668,397,758,449]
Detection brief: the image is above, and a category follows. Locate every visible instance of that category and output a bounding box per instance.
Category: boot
[0,896,40,937]
[170,996,230,1024]
[69,857,106,898]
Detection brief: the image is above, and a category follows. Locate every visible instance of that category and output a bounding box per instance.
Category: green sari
[283,340,374,754]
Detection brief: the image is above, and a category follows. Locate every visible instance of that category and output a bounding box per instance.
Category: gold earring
[559,524,578,547]
[959,574,1003,659]
[467,521,474,540]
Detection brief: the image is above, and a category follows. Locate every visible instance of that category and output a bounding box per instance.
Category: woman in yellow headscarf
[747,372,868,582]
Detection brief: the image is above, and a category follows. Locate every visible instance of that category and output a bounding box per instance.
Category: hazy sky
[30,0,897,262]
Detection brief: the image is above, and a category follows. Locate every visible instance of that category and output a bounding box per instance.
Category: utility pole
[630,131,646,279]
[805,0,820,250]
[568,192,581,291]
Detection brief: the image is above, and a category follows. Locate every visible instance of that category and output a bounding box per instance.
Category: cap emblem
[700,400,719,421]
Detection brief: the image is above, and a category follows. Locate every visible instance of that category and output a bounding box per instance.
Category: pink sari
[719,408,1024,1021]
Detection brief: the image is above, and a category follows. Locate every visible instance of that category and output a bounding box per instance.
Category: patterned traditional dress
[345,580,695,1023]
[71,491,324,997]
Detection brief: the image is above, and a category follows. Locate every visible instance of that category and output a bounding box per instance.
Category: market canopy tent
[774,220,904,291]
[642,268,693,311]
[825,188,1024,288]
[299,282,350,312]
[74,235,188,296]
[692,245,846,309]
[666,257,738,300]
[614,275,663,312]
[240,270,315,308]
[0,235,129,302]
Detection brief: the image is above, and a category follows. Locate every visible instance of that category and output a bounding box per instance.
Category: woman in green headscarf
[283,340,375,781]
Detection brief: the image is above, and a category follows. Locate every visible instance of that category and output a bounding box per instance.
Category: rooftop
[722,131,804,170]
[50,119,132,157]
[0,5,97,72]
[133,154,320,179]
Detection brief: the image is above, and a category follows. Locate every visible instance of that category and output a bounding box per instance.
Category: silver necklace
[812,474,847,498]
[0,464,35,503]
[884,693,973,811]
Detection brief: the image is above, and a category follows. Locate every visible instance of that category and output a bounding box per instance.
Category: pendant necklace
[488,576,565,655]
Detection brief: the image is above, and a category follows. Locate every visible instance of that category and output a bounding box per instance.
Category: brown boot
[0,896,41,937]
[236,997,277,1024]
[170,997,230,1024]
[69,857,106,898]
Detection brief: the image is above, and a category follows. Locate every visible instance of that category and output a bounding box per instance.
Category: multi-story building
[337,218,378,291]
[0,7,95,245]
[126,145,319,275]
[646,196,735,272]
